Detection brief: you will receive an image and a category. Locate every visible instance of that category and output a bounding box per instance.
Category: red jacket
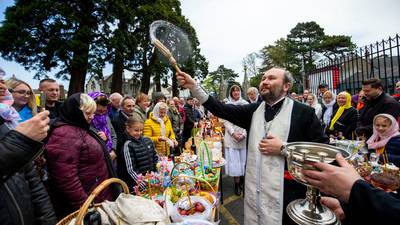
[45,124,113,218]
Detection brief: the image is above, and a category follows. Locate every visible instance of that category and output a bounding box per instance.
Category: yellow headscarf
[329,91,352,131]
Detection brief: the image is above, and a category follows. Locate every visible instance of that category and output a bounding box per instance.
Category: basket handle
[75,178,130,225]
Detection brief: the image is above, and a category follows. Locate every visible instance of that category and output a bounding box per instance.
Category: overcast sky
[1,0,399,89]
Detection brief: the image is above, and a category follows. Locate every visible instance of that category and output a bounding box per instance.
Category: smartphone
[39,91,47,112]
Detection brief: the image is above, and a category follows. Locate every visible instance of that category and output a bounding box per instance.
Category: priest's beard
[261,86,285,104]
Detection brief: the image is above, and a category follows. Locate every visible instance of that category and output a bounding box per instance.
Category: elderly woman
[306,93,323,120]
[45,93,118,219]
[144,102,177,156]
[224,85,248,196]
[326,91,358,140]
[6,78,37,122]
[88,92,118,162]
[321,91,337,129]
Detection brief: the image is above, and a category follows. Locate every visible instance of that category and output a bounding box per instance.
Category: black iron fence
[307,34,400,95]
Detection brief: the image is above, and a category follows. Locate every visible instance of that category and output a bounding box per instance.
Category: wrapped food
[170,196,213,222]
[370,173,400,191]
[383,163,399,175]
[356,162,372,177]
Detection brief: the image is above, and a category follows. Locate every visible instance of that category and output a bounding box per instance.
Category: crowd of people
[1,68,400,225]
[0,76,209,224]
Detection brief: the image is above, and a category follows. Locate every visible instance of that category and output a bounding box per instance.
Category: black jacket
[111,111,129,154]
[45,101,62,119]
[202,96,328,143]
[0,128,57,225]
[357,93,400,138]
[184,104,195,128]
[326,107,358,139]
[342,179,400,225]
[117,135,158,191]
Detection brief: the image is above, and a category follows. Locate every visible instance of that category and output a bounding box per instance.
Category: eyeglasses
[12,89,33,96]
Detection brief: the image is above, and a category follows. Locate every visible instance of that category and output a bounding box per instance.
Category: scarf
[0,89,20,129]
[59,93,90,130]
[88,92,113,151]
[152,102,173,147]
[322,94,336,126]
[366,113,400,149]
[329,92,352,131]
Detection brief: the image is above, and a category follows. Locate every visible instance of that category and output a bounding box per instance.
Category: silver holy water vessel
[281,142,350,225]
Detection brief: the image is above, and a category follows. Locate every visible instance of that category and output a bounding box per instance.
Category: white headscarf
[152,102,174,147]
[322,91,336,126]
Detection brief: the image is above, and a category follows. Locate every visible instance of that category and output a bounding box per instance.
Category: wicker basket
[164,174,219,223]
[56,178,130,225]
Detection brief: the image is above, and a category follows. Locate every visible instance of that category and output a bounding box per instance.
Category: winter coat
[133,105,147,123]
[0,126,56,225]
[167,108,184,136]
[111,111,129,154]
[325,106,358,139]
[45,123,115,219]
[143,112,176,156]
[341,179,400,225]
[357,93,400,138]
[118,135,158,191]
[184,104,195,128]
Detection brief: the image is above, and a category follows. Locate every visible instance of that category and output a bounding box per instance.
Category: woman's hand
[109,150,117,161]
[97,131,107,141]
[158,136,167,142]
[173,140,179,147]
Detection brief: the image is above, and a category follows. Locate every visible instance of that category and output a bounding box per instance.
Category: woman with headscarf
[306,93,323,120]
[224,85,248,196]
[366,114,400,167]
[143,102,177,156]
[326,91,358,140]
[45,93,118,219]
[88,92,118,162]
[6,78,37,122]
[321,91,337,129]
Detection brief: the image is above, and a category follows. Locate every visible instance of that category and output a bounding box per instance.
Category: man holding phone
[38,79,61,119]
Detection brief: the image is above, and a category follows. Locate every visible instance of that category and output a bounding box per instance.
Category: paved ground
[217,174,244,225]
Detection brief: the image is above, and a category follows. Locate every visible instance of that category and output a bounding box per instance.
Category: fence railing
[307,34,400,95]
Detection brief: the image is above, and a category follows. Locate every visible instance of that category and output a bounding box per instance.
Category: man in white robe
[177,68,328,225]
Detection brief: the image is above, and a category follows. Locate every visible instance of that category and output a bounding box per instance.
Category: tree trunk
[111,52,124,94]
[67,2,95,96]
[140,50,151,94]
[155,75,161,92]
[68,58,88,96]
[67,34,91,96]
[111,21,127,94]
[172,74,179,97]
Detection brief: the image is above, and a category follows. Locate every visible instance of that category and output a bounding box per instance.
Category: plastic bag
[170,196,213,222]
